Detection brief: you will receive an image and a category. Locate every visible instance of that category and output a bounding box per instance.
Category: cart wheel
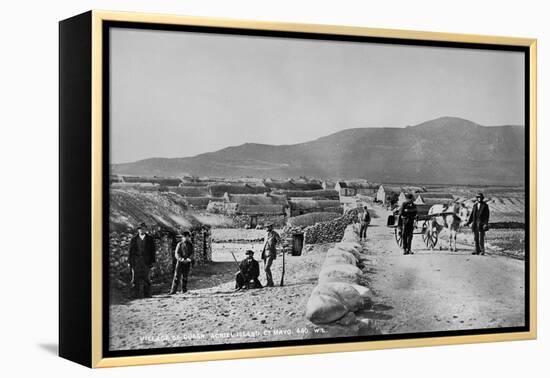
[421,221,429,244]
[425,230,438,249]
[394,227,403,248]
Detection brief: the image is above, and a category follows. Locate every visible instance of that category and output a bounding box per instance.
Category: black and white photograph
[106,24,528,354]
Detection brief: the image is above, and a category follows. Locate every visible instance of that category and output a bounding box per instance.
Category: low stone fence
[305,224,371,325]
[282,209,359,249]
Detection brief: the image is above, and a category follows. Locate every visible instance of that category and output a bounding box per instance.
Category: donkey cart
[386,209,439,249]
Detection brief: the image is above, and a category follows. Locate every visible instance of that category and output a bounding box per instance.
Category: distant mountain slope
[112,117,525,185]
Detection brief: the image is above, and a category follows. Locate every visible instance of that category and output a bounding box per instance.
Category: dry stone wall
[109,226,212,290]
[282,209,359,249]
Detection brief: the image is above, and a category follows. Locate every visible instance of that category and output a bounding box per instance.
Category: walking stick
[280,249,285,287]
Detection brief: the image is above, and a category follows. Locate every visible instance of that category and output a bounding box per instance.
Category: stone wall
[109,226,212,290]
[282,208,359,248]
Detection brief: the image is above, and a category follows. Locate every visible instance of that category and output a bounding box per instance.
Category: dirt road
[359,205,526,334]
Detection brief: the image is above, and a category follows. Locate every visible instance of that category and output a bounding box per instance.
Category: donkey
[427,202,470,251]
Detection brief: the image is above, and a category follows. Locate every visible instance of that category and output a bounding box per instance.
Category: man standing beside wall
[128,223,156,298]
[169,231,194,294]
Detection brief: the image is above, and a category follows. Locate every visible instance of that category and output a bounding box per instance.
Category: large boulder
[319,263,363,284]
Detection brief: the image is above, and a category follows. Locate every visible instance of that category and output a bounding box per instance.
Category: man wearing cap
[358,205,371,241]
[261,224,281,287]
[466,193,490,255]
[169,231,194,294]
[128,223,156,298]
[235,250,263,290]
[398,193,417,255]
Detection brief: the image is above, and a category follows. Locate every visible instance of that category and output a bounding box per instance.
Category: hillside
[112,117,525,185]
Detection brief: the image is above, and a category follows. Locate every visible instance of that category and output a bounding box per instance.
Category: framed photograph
[59,10,537,368]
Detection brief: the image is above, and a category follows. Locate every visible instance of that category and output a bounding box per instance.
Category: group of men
[397,192,490,255]
[127,222,282,299]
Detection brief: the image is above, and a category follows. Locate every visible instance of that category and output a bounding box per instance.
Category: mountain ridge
[112,117,525,185]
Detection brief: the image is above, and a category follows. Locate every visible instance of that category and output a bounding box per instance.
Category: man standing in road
[128,222,156,298]
[398,193,417,255]
[261,223,281,287]
[235,250,263,290]
[358,205,371,241]
[466,193,490,255]
[169,231,194,294]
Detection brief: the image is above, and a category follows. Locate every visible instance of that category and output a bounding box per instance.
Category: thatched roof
[208,183,270,197]
[109,189,205,233]
[206,201,285,215]
[287,212,341,227]
[225,193,288,206]
[289,199,342,211]
[237,204,286,215]
[183,197,213,209]
[337,181,379,190]
[121,176,182,186]
[171,186,210,197]
[263,179,323,191]
[271,189,339,200]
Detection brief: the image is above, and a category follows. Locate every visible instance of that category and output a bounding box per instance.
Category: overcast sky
[110,28,525,164]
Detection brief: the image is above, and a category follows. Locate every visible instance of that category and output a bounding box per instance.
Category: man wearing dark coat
[128,222,156,298]
[358,205,371,241]
[235,250,263,290]
[398,193,417,255]
[169,231,194,294]
[466,193,490,255]
[261,224,281,287]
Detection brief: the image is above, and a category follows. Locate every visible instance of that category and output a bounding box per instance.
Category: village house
[321,180,336,190]
[376,185,403,205]
[206,193,289,228]
[263,178,323,191]
[335,180,379,197]
[414,192,455,206]
[207,183,270,197]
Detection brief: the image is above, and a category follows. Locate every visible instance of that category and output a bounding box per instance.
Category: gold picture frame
[59,10,537,368]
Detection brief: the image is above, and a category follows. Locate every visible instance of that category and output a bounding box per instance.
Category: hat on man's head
[405,193,414,200]
[245,250,254,256]
[266,223,274,229]
[476,192,485,199]
[137,222,147,229]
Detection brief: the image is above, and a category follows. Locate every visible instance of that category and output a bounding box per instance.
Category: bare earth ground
[109,241,333,350]
[360,206,526,334]
[110,206,526,351]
